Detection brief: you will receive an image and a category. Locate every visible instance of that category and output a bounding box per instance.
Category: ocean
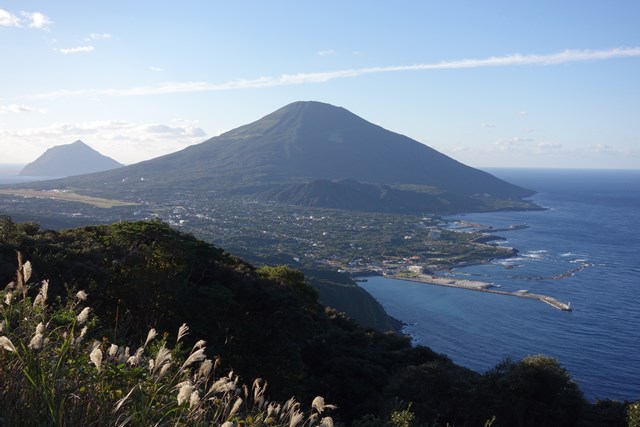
[360,168,640,402]
[0,164,59,184]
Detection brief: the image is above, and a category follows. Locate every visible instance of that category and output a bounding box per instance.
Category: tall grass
[0,254,334,426]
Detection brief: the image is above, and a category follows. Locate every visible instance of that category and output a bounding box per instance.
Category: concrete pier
[387,274,573,311]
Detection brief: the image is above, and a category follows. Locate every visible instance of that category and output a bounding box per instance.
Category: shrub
[0,254,334,426]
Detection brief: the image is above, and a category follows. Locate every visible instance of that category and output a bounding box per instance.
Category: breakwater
[386,274,572,311]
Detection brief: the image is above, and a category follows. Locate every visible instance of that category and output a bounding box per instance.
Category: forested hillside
[0,216,635,426]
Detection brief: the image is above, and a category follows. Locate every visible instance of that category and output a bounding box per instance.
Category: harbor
[385,273,573,311]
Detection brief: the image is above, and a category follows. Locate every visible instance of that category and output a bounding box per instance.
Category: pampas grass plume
[0,336,16,352]
[22,261,32,283]
[29,333,44,350]
[77,307,91,324]
[4,291,12,306]
[177,323,189,343]
[32,280,49,308]
[90,346,103,372]
[144,328,157,347]
[181,347,206,371]
[177,381,193,405]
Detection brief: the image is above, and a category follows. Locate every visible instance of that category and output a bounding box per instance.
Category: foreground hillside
[0,217,635,426]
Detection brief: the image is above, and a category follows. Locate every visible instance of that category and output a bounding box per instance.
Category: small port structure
[386,274,573,311]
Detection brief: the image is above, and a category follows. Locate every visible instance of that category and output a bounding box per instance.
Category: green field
[0,189,137,208]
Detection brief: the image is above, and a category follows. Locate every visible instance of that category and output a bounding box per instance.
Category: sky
[1,1,639,169]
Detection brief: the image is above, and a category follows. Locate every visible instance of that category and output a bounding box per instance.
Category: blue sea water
[360,168,640,402]
[0,164,60,184]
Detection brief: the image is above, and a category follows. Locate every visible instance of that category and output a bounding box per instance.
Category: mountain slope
[19,140,124,177]
[257,178,508,214]
[15,102,536,213]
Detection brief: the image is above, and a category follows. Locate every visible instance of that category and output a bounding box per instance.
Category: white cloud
[31,47,640,99]
[85,32,112,41]
[480,123,496,128]
[0,104,46,114]
[587,143,620,154]
[56,45,95,54]
[0,120,208,164]
[518,111,528,117]
[493,137,535,152]
[0,8,21,27]
[23,12,52,29]
[143,122,206,138]
[317,49,335,56]
[148,66,164,72]
[534,141,562,153]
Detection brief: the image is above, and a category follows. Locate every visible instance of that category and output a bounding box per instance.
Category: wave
[523,250,548,260]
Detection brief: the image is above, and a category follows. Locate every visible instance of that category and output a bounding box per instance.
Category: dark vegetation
[257,178,537,215]
[0,216,635,426]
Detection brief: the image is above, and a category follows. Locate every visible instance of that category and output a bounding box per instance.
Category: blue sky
[1,1,639,168]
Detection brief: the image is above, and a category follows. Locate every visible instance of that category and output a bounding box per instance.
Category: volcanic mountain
[19,102,537,213]
[19,140,124,177]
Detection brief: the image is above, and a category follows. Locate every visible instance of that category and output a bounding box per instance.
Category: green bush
[0,254,334,426]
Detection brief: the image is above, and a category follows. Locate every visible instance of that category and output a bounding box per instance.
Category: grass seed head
[177,323,189,343]
[90,346,103,372]
[29,333,44,350]
[4,291,13,306]
[77,307,91,324]
[177,381,193,405]
[181,347,206,371]
[32,280,49,308]
[144,328,157,347]
[189,390,200,409]
[108,343,119,358]
[0,336,16,352]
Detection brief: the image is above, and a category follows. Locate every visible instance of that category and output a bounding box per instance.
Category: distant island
[19,140,123,177]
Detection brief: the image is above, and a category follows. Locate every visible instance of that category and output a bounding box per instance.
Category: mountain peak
[19,140,124,177]
[27,102,536,213]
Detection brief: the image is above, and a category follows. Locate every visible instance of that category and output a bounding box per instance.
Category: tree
[484,355,585,427]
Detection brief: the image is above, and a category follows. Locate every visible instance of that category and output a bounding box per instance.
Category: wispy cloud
[480,123,496,128]
[32,47,640,99]
[0,104,46,114]
[0,9,21,27]
[493,137,535,151]
[23,12,52,29]
[535,141,562,153]
[317,49,335,56]
[148,66,164,72]
[1,9,51,28]
[85,32,112,41]
[56,45,95,54]
[0,119,208,164]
